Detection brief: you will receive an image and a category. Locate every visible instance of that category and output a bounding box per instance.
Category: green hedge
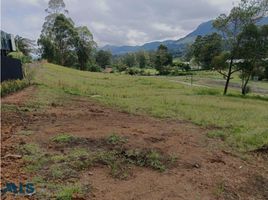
[1,79,30,97]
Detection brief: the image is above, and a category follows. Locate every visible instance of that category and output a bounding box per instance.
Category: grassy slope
[35,63,268,151]
[166,70,268,93]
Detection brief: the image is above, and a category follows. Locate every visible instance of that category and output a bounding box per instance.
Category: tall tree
[213,0,268,95]
[42,0,68,37]
[52,14,76,66]
[38,0,69,61]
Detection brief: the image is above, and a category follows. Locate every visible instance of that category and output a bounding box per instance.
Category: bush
[158,65,173,75]
[125,68,144,75]
[51,134,75,143]
[114,64,128,72]
[170,69,193,76]
[87,64,102,72]
[158,65,193,76]
[1,79,29,97]
[8,52,31,64]
[173,62,191,71]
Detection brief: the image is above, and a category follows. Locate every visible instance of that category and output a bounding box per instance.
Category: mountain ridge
[102,17,268,55]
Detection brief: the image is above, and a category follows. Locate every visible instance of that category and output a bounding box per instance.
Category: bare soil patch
[1,87,267,200]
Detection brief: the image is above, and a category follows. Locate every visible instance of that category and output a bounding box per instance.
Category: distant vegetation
[2,0,268,99]
[32,0,268,97]
[187,0,268,95]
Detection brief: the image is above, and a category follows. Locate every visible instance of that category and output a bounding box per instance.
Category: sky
[1,0,239,47]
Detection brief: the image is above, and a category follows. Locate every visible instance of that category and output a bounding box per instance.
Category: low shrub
[56,185,82,200]
[107,134,127,145]
[125,68,144,75]
[8,52,32,64]
[87,64,102,72]
[1,79,29,97]
[51,133,75,143]
[158,65,193,76]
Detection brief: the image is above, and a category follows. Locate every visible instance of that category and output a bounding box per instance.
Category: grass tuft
[107,134,127,145]
[51,133,75,143]
[56,185,82,200]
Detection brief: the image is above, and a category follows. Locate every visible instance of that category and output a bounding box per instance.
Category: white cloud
[96,0,110,12]
[17,0,45,6]
[126,29,148,45]
[1,0,235,46]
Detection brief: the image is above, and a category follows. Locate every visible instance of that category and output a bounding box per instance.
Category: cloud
[1,0,238,46]
[17,0,42,6]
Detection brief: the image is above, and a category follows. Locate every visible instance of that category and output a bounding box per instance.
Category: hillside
[2,63,268,199]
[103,17,268,55]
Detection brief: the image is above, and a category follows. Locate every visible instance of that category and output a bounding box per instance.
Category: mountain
[102,17,268,55]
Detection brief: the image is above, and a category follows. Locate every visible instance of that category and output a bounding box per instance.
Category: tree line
[8,0,268,96]
[186,0,268,95]
[111,45,173,74]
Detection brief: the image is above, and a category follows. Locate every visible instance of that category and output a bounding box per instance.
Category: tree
[46,0,68,14]
[38,0,96,69]
[42,0,68,37]
[191,33,223,69]
[96,50,112,69]
[52,14,76,66]
[213,0,268,95]
[154,44,173,75]
[212,52,230,74]
[38,36,57,62]
[38,0,69,62]
[14,36,35,57]
[74,26,96,70]
[237,24,268,95]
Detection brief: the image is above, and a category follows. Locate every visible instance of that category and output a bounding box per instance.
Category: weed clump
[51,133,75,143]
[19,135,177,198]
[124,149,167,172]
[107,134,127,145]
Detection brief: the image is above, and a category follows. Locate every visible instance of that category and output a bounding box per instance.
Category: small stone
[193,163,201,168]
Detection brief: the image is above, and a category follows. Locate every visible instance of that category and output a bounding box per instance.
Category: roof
[1,30,16,51]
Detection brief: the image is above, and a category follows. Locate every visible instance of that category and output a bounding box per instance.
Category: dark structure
[1,30,23,82]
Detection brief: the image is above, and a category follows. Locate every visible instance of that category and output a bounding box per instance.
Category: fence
[1,56,23,82]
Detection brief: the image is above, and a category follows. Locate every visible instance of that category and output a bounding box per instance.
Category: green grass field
[33,63,268,151]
